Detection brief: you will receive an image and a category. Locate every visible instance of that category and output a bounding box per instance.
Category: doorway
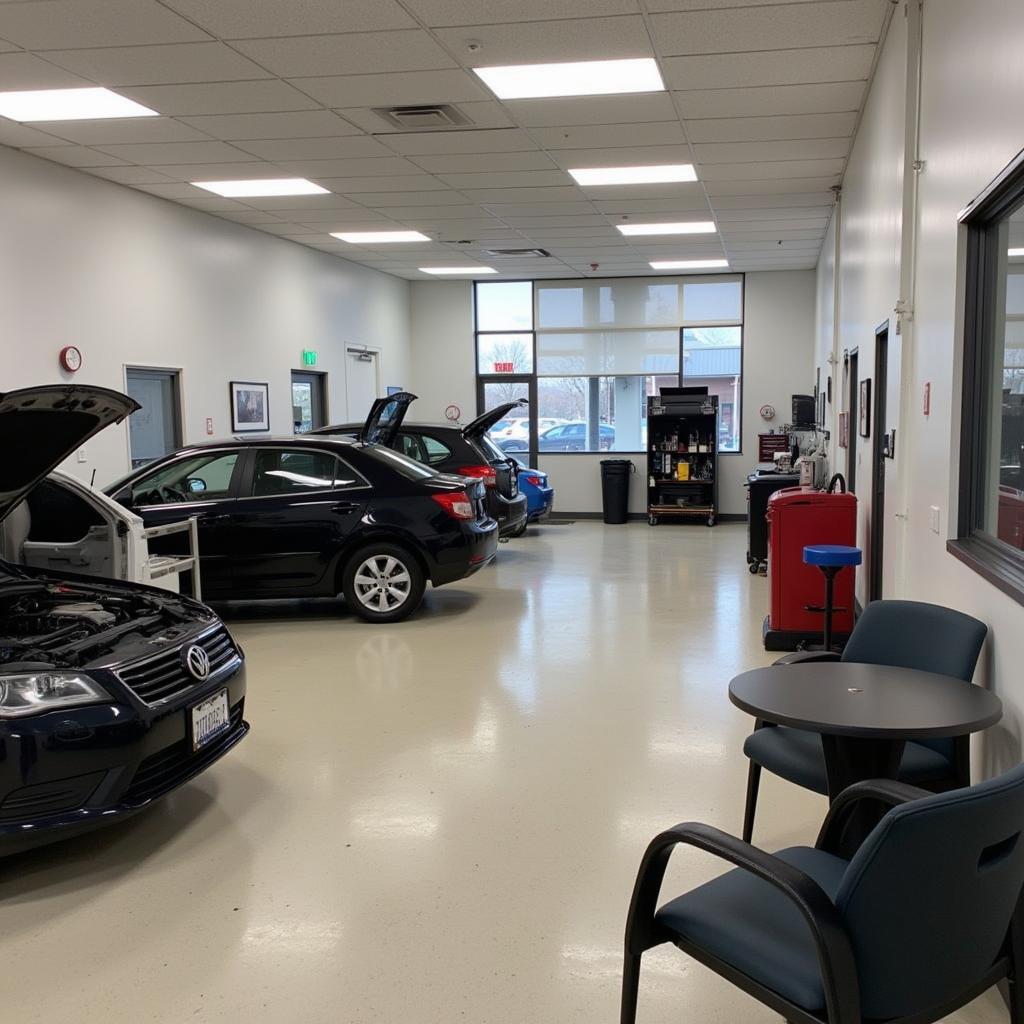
[125,367,182,469]
[846,349,858,495]
[477,376,536,460]
[291,370,327,434]
[869,324,889,602]
[345,348,380,421]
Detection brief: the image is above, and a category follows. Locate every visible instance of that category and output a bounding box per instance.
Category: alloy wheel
[353,555,412,612]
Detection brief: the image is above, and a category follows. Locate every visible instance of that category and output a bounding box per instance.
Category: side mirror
[187,477,207,494]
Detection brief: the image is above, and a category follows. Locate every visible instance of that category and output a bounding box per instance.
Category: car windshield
[359,443,438,480]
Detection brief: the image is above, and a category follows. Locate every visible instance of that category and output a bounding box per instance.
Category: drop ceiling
[0,0,893,280]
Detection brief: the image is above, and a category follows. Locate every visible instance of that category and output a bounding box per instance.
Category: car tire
[341,543,426,623]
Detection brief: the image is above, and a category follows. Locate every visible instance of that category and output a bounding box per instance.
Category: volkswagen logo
[183,644,210,681]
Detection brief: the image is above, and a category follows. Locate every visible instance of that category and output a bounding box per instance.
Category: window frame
[241,446,370,501]
[949,145,1024,604]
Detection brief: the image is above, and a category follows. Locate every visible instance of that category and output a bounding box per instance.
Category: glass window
[475,281,533,331]
[360,443,437,481]
[421,435,452,465]
[536,329,680,375]
[251,449,357,496]
[480,381,530,451]
[397,433,452,467]
[682,280,743,322]
[477,333,533,374]
[536,280,684,329]
[131,452,239,505]
[683,326,742,452]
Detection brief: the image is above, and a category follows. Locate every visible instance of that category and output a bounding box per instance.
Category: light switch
[929,505,940,533]
[205,417,214,436]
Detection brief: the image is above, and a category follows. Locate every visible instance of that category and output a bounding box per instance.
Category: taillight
[432,491,475,520]
[526,475,543,486]
[456,464,498,487]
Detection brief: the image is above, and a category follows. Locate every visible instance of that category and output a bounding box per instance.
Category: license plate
[191,689,230,751]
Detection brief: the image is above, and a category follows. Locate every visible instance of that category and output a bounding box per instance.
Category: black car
[312,396,529,538]
[0,385,247,854]
[500,421,616,453]
[107,393,499,623]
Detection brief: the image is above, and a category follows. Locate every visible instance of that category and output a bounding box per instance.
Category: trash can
[600,459,634,524]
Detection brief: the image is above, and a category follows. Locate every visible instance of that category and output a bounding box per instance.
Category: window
[953,150,1024,601]
[131,452,239,505]
[475,276,744,455]
[251,449,360,496]
[125,367,181,469]
[397,432,452,466]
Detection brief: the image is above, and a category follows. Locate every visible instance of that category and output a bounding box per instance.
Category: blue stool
[803,544,862,651]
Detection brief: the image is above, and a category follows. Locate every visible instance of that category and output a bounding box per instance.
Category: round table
[730,663,1002,841]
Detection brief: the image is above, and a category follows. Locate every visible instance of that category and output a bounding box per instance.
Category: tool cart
[646,391,719,526]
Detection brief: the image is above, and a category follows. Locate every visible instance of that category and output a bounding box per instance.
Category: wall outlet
[205,417,214,435]
[929,505,940,533]
[76,448,87,463]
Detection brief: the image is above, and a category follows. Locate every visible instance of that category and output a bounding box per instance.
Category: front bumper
[0,658,247,855]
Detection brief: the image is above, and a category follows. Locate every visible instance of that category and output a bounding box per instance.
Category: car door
[229,446,371,594]
[114,448,245,595]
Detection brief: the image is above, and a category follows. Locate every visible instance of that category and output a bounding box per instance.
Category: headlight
[0,673,111,718]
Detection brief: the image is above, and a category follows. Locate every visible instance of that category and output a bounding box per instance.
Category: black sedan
[107,396,498,623]
[311,395,529,538]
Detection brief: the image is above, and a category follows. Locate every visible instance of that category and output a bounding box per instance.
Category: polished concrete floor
[0,523,1006,1022]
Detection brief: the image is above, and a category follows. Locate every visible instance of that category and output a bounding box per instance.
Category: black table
[729,663,1002,842]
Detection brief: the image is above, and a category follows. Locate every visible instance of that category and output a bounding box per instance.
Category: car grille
[123,703,245,806]
[116,626,240,706]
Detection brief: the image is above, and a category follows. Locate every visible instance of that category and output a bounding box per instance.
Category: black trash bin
[600,459,634,524]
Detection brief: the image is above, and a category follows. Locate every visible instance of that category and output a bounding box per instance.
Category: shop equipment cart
[745,468,800,573]
[646,392,719,526]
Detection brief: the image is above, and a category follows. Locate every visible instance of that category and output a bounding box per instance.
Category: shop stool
[803,544,862,651]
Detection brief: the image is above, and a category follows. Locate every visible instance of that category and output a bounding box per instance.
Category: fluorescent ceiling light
[192,178,328,197]
[650,259,729,270]
[473,58,663,100]
[569,164,697,186]
[419,266,497,275]
[617,221,716,236]
[330,230,430,243]
[0,87,158,122]
[1010,248,1024,257]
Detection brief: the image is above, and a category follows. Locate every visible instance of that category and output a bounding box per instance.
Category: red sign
[493,361,515,373]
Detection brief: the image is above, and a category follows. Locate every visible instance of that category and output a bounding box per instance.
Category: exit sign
[302,349,318,366]
[493,361,514,373]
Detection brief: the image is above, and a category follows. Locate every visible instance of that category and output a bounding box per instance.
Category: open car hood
[463,399,529,439]
[0,385,140,521]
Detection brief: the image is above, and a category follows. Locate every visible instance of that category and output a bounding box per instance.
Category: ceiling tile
[713,205,832,221]
[435,169,570,189]
[294,69,487,108]
[480,202,597,217]
[133,181,233,199]
[704,176,841,195]
[180,110,359,140]
[146,160,287,181]
[694,138,850,163]
[721,228,826,241]
[265,208,389,222]
[241,194,363,210]
[676,82,865,118]
[159,0,415,36]
[592,197,711,214]
[530,122,687,150]
[0,120,73,147]
[214,210,287,223]
[314,174,450,193]
[35,117,211,145]
[698,157,844,180]
[355,197,483,211]
[337,100,512,134]
[42,42,272,87]
[382,128,536,155]
[547,144,694,169]
[0,38,15,53]
[233,31,455,78]
[24,144,129,167]
[685,112,858,143]
[501,214,609,227]
[712,191,837,208]
[403,0,638,26]
[410,151,554,173]
[85,165,176,184]
[0,0,209,48]
[273,156,423,177]
[232,136,394,160]
[94,140,258,164]
[646,0,850,9]
[576,181,706,200]
[433,15,652,64]
[463,186,583,203]
[651,1,888,55]
[121,80,320,116]
[663,44,876,90]
[0,51,90,89]
[507,93,678,128]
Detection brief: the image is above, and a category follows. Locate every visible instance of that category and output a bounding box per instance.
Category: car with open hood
[106,392,499,623]
[0,385,248,854]
[311,395,529,539]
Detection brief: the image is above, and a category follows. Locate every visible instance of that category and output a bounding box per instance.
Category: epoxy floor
[0,523,1006,1022]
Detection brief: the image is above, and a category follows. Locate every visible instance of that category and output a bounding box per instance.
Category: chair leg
[742,761,761,844]
[621,952,642,1024]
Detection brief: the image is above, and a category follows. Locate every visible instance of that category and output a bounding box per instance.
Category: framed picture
[859,378,872,437]
[230,380,270,432]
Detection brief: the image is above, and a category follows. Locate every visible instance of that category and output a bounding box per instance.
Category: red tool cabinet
[763,486,857,650]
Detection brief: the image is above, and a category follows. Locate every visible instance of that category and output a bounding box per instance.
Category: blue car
[510,460,554,535]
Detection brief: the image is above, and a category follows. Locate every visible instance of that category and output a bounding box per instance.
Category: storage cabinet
[646,393,719,526]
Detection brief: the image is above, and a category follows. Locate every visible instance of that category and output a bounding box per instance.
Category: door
[846,349,858,495]
[346,348,379,421]
[869,325,889,601]
[476,379,534,457]
[230,446,369,594]
[116,448,245,595]
[291,371,327,434]
[125,368,182,469]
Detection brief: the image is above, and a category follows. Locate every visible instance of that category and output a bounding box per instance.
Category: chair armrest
[625,822,861,1023]
[772,651,842,666]
[816,779,930,854]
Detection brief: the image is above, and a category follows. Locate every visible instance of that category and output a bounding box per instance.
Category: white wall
[410,272,815,517]
[817,0,1024,773]
[0,144,410,486]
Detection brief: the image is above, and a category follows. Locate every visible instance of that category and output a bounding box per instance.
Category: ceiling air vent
[482,248,552,259]
[373,104,472,131]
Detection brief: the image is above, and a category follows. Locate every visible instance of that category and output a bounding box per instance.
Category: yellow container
[676,461,690,481]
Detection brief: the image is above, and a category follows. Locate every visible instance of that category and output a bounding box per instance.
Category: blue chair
[803,544,862,651]
[623,765,1024,1024]
[742,599,988,842]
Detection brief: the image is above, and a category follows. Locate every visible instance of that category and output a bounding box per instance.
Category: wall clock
[59,345,82,373]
